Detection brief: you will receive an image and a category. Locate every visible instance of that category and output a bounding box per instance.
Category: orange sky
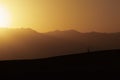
[1,0,120,32]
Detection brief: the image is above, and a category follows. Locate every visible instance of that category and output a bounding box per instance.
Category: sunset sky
[0,0,120,32]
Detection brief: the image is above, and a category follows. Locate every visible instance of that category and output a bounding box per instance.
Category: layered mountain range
[0,28,120,60]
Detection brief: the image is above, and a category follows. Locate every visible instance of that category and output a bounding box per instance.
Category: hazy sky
[1,0,120,32]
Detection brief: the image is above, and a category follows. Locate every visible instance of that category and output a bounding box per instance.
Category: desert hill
[0,49,120,79]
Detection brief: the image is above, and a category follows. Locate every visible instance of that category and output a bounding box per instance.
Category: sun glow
[0,5,11,28]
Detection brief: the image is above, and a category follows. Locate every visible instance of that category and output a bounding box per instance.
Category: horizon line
[0,28,120,33]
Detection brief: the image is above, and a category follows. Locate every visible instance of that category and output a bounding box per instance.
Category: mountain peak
[64,29,80,33]
[47,29,80,34]
[0,28,38,33]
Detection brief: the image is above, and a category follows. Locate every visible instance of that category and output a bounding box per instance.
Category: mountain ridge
[0,28,120,60]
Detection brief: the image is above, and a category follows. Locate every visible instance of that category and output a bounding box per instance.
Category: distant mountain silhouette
[46,30,120,50]
[0,28,120,60]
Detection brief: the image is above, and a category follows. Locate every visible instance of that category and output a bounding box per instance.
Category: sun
[0,5,11,28]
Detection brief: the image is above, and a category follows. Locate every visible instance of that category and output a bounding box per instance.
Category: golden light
[0,5,11,28]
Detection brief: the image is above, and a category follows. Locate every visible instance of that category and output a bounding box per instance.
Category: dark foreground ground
[0,49,120,79]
